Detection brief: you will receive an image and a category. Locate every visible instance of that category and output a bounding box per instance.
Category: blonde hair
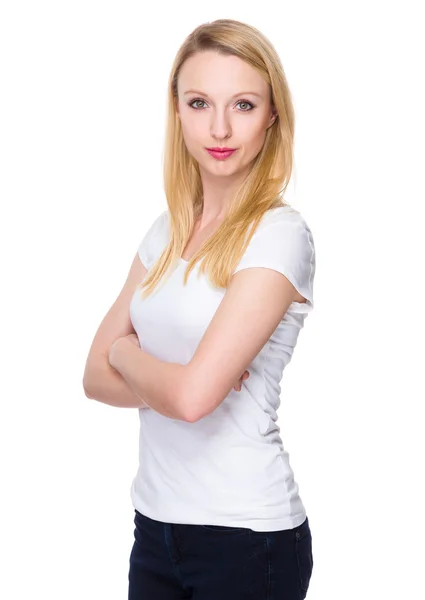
[139,18,295,299]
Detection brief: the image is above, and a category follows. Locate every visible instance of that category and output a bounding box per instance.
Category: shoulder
[137,209,170,268]
[152,209,169,230]
[232,205,316,310]
[147,209,170,237]
[250,206,315,252]
[258,205,311,230]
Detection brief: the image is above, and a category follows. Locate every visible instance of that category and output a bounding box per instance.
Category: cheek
[180,126,204,157]
[242,126,267,152]
[180,117,204,140]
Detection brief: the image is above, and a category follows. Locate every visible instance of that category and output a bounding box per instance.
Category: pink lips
[206,148,237,160]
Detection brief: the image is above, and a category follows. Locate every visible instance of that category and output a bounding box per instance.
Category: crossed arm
[108,266,300,423]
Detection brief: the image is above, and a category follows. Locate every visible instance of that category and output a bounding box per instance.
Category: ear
[266,111,278,130]
[269,109,278,126]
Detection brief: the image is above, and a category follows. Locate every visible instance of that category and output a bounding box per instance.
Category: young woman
[83,18,316,600]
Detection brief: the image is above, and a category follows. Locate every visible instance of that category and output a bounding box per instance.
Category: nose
[210,109,232,141]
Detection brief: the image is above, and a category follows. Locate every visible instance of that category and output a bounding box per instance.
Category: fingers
[234,370,250,391]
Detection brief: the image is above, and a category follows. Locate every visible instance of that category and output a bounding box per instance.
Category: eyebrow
[183,89,263,99]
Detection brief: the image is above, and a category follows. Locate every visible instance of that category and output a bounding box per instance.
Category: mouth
[205,147,238,160]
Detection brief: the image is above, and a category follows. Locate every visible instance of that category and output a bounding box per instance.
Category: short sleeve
[137,210,168,269]
[233,210,316,313]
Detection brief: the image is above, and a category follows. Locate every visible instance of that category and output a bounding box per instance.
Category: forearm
[84,356,151,409]
[108,338,189,421]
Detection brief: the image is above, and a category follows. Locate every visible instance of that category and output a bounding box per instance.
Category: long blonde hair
[139,18,295,299]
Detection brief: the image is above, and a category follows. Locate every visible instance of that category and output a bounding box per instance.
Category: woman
[83,18,316,600]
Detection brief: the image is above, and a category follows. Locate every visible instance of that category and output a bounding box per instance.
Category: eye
[189,99,208,110]
[236,100,255,111]
[188,99,255,111]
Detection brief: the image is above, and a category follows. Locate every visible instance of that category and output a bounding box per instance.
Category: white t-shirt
[129,206,316,532]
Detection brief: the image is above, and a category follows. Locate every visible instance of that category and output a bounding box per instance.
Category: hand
[233,370,250,392]
[109,334,141,369]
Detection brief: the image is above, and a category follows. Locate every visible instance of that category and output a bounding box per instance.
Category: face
[176,51,277,180]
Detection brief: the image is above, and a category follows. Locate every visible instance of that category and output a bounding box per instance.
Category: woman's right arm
[84,354,151,409]
[82,251,151,409]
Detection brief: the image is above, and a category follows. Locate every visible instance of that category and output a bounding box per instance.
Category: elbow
[82,357,104,400]
[183,406,205,423]
[176,384,198,423]
[82,377,94,399]
[82,366,96,399]
[185,401,216,423]
[178,365,215,423]
[184,402,209,423]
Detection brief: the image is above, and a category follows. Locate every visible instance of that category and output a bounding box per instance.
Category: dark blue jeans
[128,509,313,599]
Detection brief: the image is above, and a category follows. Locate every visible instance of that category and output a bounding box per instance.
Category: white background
[1,1,424,598]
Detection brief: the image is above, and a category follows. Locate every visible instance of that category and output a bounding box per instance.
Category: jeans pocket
[295,519,314,593]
